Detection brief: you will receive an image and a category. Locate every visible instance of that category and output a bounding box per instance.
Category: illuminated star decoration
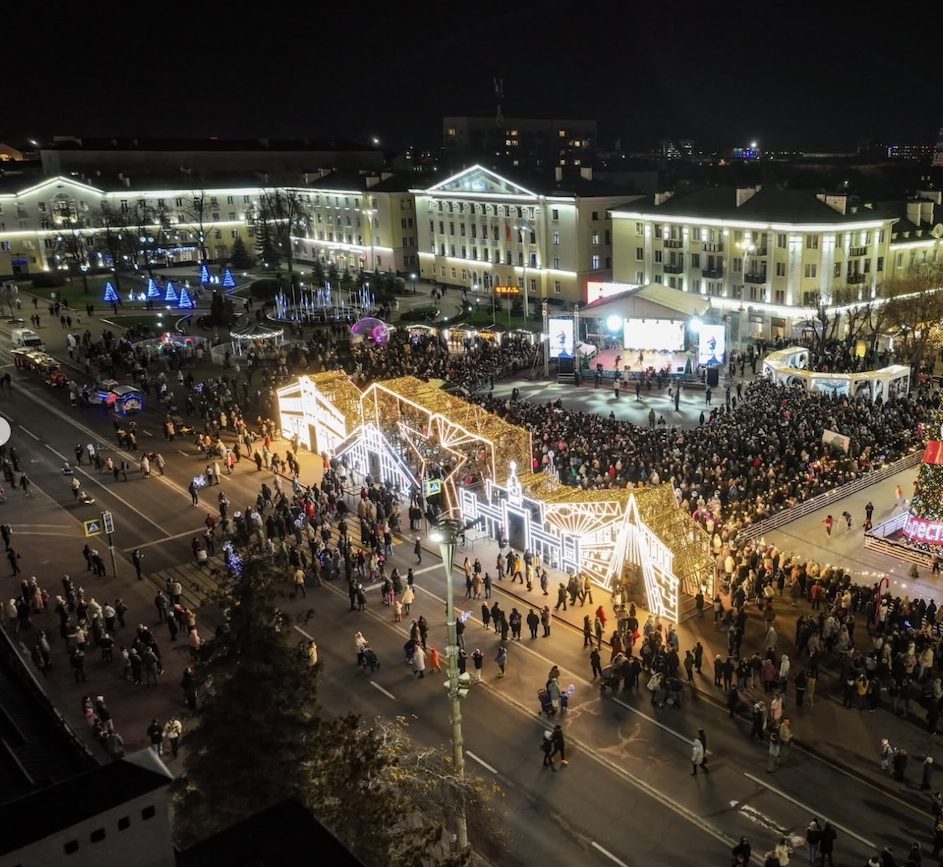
[397,419,467,513]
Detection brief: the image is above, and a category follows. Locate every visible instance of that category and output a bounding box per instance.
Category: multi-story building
[0,172,420,279]
[288,171,419,274]
[610,186,910,343]
[442,116,597,169]
[413,164,640,304]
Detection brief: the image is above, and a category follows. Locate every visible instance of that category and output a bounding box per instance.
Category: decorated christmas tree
[177,285,195,309]
[903,438,943,544]
[103,281,119,304]
[164,279,178,303]
[222,267,236,291]
[146,277,161,300]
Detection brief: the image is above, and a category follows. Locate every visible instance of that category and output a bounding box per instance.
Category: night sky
[8,1,941,152]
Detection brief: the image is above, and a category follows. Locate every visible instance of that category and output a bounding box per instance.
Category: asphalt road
[0,336,930,866]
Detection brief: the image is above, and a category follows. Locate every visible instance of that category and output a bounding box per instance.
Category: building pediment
[424,165,538,199]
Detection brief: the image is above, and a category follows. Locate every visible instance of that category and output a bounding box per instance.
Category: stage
[592,348,691,376]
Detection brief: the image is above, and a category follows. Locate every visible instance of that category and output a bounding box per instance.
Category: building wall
[611,208,899,342]
[10,788,175,867]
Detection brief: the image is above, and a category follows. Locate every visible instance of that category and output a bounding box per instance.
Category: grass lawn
[460,306,543,332]
[18,274,148,310]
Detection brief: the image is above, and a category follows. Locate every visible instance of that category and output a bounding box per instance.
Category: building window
[691,253,700,268]
[591,211,599,221]
[805,236,819,250]
[804,264,817,278]
[552,231,560,245]
[591,232,600,245]
[879,229,886,244]
[214,229,222,239]
[833,263,841,278]
[774,289,785,304]
[775,262,786,277]
[605,229,611,245]
[654,250,662,263]
[591,254,601,270]
[877,256,884,272]
[636,222,644,237]
[553,257,560,269]
[691,278,701,293]
[777,233,787,248]
[552,209,559,220]
[635,248,644,262]
[64,840,80,854]
[554,280,562,294]
[90,829,106,843]
[118,817,130,831]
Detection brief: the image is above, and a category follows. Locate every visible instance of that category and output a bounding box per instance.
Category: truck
[11,328,44,350]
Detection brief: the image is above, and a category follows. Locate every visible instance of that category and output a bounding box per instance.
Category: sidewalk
[433,526,942,797]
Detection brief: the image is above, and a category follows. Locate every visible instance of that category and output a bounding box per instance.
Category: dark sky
[7,1,941,152]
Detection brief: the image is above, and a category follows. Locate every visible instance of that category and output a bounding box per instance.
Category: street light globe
[690,317,702,333]
[410,273,417,281]
[606,314,623,333]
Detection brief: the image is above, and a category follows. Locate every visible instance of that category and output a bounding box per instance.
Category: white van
[11,329,44,350]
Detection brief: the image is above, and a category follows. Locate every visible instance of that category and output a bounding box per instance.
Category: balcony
[748,247,768,257]
[702,266,724,278]
[744,272,767,284]
[703,242,724,253]
[847,272,868,285]
[663,263,684,274]
[848,245,868,258]
[663,239,683,249]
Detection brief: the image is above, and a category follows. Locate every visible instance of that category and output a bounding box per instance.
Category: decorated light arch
[276,372,712,621]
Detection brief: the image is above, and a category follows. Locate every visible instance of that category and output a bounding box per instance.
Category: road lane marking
[315,579,751,862]
[370,681,396,700]
[121,528,212,552]
[293,625,316,642]
[742,772,875,849]
[466,751,498,775]
[19,425,39,441]
[177,450,190,457]
[591,841,631,867]
[413,564,444,576]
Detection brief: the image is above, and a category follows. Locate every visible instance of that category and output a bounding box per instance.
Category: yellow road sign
[83,519,103,537]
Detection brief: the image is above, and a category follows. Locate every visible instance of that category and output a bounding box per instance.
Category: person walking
[691,734,706,775]
[541,606,552,638]
[414,537,422,565]
[695,729,708,771]
[805,818,822,865]
[818,821,837,866]
[767,730,782,773]
[527,608,539,639]
[163,717,183,758]
[147,718,163,756]
[541,729,556,771]
[132,548,144,580]
[412,643,426,679]
[550,725,568,766]
[590,647,603,680]
[495,644,508,678]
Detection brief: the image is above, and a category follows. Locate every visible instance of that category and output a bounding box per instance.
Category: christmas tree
[103,281,119,303]
[177,285,195,309]
[164,279,178,303]
[222,268,236,291]
[146,277,161,300]
[199,262,211,285]
[903,440,943,544]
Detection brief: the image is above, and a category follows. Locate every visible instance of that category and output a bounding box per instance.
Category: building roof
[612,187,899,224]
[178,799,364,867]
[583,283,710,318]
[415,163,640,199]
[0,750,173,856]
[44,137,376,153]
[291,170,414,194]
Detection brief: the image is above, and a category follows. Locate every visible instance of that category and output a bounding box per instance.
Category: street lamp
[427,517,475,854]
[517,220,533,321]
[410,272,418,295]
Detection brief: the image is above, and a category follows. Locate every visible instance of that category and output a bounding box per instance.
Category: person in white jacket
[691,736,706,775]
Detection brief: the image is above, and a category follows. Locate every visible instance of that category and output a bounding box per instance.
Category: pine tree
[312,259,325,287]
[229,235,253,269]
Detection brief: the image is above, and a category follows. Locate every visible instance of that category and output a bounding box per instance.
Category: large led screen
[549,318,574,358]
[623,318,684,352]
[698,324,725,366]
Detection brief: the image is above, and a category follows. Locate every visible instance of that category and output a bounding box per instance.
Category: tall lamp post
[517,220,533,321]
[428,518,471,854]
[361,208,377,272]
[410,271,418,295]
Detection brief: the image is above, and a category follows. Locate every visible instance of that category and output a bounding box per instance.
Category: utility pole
[429,518,470,853]
[101,511,119,577]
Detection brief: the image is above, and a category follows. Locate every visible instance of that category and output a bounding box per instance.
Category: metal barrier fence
[737,448,923,542]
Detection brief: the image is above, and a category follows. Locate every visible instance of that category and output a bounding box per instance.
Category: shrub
[249,278,284,300]
[399,305,439,323]
[31,272,66,288]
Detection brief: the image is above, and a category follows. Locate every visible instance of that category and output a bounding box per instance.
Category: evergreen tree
[173,555,477,867]
[312,259,325,287]
[327,262,340,288]
[229,235,253,269]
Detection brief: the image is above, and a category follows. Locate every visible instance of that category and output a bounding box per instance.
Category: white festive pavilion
[762,345,911,402]
[276,372,712,621]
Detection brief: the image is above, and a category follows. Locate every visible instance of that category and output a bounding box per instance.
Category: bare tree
[258,189,309,279]
[127,202,171,277]
[53,200,90,294]
[94,204,130,294]
[180,189,210,262]
[881,263,943,375]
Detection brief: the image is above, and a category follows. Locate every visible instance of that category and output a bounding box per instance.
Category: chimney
[554,166,563,182]
[736,186,761,207]
[816,192,847,215]
[580,166,593,181]
[654,190,674,206]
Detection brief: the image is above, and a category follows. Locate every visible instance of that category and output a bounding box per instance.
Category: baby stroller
[665,676,684,708]
[537,688,554,716]
[599,664,621,696]
[403,638,417,665]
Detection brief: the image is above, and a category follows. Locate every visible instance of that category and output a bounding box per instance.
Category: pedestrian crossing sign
[83,519,103,537]
[423,479,442,497]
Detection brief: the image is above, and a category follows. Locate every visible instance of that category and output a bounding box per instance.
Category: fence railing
[863,511,931,567]
[737,449,923,542]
